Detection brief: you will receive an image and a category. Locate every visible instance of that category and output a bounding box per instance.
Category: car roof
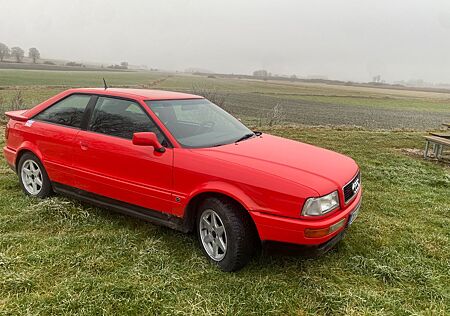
[70,88,203,101]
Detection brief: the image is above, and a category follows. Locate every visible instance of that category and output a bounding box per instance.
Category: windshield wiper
[235,132,255,143]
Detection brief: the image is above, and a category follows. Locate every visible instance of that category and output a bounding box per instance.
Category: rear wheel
[18,153,52,198]
[196,197,257,272]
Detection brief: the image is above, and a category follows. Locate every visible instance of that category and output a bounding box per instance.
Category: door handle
[80,141,88,150]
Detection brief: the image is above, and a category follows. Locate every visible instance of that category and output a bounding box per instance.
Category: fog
[1,0,450,83]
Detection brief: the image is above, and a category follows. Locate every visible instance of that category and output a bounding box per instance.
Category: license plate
[348,205,360,226]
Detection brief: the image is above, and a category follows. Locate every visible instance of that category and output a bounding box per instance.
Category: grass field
[0,69,449,315]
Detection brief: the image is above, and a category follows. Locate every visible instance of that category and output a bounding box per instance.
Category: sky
[1,0,450,83]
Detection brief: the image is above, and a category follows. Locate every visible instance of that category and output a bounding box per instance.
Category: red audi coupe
[4,88,361,271]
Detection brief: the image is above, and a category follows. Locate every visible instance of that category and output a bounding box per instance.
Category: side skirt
[52,182,188,232]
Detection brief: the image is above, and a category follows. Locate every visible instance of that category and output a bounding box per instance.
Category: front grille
[343,172,360,203]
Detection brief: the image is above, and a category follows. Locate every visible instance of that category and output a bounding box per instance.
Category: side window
[34,94,91,128]
[89,97,165,143]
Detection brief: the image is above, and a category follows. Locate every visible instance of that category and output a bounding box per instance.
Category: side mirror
[132,132,166,153]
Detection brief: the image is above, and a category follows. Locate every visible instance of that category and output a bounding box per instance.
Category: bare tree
[10,90,25,110]
[28,47,40,63]
[0,95,5,112]
[266,103,285,126]
[10,47,24,63]
[1,90,26,120]
[0,42,9,61]
[191,84,227,110]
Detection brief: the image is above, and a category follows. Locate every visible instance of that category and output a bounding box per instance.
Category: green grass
[0,126,448,315]
[272,94,450,112]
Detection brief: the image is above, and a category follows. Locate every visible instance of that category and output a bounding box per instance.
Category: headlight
[301,191,340,216]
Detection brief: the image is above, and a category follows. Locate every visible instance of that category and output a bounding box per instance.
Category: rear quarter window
[33,94,91,128]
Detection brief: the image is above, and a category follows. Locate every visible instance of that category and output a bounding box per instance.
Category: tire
[196,197,258,272]
[17,152,52,198]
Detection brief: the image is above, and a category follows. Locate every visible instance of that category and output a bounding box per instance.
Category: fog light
[304,218,346,238]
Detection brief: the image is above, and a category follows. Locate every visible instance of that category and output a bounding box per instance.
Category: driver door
[72,96,175,214]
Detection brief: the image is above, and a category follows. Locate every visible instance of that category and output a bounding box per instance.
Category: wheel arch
[182,188,259,236]
[15,143,43,172]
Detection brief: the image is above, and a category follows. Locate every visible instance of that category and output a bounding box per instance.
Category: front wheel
[18,152,52,198]
[196,197,258,272]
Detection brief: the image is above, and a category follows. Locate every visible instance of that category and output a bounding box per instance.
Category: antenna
[103,78,108,90]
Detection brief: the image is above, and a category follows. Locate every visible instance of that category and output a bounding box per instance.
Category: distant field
[0,69,164,86]
[0,69,449,129]
[0,62,129,72]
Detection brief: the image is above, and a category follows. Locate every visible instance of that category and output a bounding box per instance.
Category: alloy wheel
[199,209,228,261]
[21,159,43,195]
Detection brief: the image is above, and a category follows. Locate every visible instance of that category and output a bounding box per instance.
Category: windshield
[146,99,253,148]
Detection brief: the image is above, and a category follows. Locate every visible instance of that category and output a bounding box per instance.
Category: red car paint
[3,88,361,246]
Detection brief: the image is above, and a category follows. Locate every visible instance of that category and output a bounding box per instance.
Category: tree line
[0,43,40,63]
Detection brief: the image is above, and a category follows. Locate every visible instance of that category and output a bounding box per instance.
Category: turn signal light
[304,227,330,238]
[304,218,346,238]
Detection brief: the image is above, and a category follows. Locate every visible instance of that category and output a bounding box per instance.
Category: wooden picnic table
[424,135,450,160]
[429,132,450,139]
[423,123,450,160]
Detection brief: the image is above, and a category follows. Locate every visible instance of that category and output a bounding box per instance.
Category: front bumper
[249,188,362,246]
[313,227,347,255]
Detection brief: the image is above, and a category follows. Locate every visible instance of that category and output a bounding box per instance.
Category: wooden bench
[424,135,450,160]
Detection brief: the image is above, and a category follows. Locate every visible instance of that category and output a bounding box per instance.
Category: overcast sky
[1,0,450,83]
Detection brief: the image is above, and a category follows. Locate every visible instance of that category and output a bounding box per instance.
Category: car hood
[194,133,359,196]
